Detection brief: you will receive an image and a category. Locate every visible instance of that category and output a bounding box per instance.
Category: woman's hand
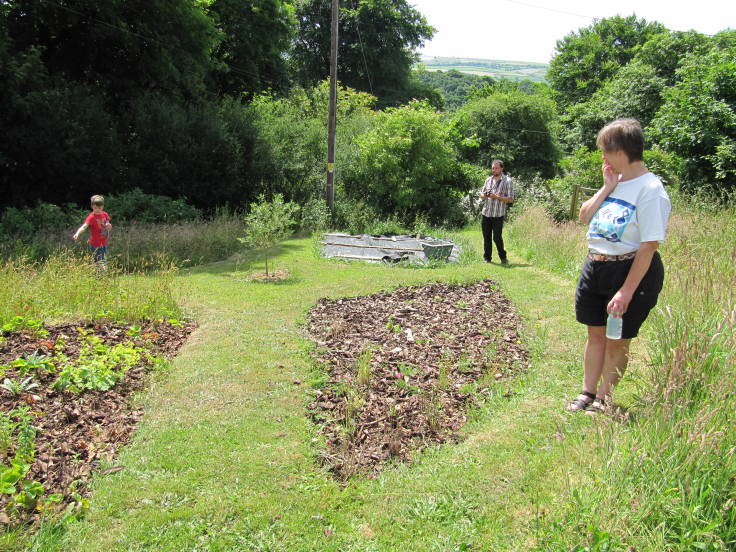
[602,161,619,191]
[607,288,633,317]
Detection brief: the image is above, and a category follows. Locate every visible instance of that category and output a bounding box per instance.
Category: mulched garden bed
[306,279,529,479]
[0,319,195,524]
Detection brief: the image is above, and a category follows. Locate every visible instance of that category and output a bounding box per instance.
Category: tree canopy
[548,15,666,107]
[291,0,435,106]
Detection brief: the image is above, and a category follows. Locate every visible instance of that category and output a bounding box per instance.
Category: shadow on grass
[184,242,307,277]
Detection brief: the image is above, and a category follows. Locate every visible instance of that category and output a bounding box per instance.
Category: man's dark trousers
[482,215,507,262]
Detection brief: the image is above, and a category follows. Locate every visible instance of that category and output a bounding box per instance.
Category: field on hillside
[419,56,548,81]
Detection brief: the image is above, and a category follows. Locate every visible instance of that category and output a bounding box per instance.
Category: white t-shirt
[587,172,671,255]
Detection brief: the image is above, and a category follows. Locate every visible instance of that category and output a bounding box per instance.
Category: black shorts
[575,251,664,339]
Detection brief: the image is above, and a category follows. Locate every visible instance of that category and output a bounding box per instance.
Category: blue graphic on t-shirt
[588,197,636,243]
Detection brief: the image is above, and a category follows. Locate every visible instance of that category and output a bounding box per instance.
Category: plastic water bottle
[606,313,623,340]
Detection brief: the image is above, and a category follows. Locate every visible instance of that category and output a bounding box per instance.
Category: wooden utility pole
[325,0,339,211]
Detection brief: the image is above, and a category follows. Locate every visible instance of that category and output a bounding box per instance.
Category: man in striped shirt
[480,159,514,265]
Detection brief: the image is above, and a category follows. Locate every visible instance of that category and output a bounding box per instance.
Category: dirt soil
[306,279,529,479]
[0,319,195,523]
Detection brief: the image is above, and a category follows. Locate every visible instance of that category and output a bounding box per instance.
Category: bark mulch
[0,319,195,524]
[306,279,529,479]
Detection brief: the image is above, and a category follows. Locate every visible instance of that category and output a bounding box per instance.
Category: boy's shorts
[89,245,107,263]
[575,251,664,339]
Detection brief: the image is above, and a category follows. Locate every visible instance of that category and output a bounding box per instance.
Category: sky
[410,0,736,64]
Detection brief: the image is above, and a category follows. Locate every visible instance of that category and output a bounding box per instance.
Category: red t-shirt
[85,212,111,247]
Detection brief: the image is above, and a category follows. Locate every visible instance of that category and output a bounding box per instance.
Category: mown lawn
[19,205,733,552]
[18,226,622,552]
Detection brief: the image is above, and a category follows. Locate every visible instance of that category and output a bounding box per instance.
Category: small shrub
[299,197,331,235]
[239,194,299,277]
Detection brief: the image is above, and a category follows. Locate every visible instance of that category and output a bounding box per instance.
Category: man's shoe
[501,258,509,266]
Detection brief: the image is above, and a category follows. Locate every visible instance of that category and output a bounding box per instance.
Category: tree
[548,15,666,107]
[413,68,494,111]
[454,89,560,179]
[561,61,666,150]
[634,30,712,86]
[650,45,736,192]
[208,0,295,98]
[239,194,299,277]
[5,0,218,103]
[291,0,434,106]
[342,100,474,225]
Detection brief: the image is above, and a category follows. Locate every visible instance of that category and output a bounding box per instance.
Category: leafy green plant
[238,194,299,277]
[385,315,401,333]
[0,377,40,396]
[11,353,55,376]
[0,408,62,520]
[52,336,144,393]
[1,316,48,337]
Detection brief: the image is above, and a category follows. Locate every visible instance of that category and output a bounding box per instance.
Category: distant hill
[418,56,548,82]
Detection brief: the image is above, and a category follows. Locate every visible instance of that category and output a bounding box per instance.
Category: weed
[0,377,40,396]
[438,353,451,391]
[1,316,48,338]
[385,315,401,333]
[356,349,373,387]
[11,353,55,376]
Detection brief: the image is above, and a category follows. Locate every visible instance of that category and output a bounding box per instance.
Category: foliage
[208,0,295,98]
[454,89,560,179]
[5,0,216,102]
[239,194,299,276]
[123,94,247,210]
[634,30,713,85]
[548,15,666,107]
[0,376,39,396]
[561,61,666,150]
[104,189,201,224]
[0,202,85,239]
[0,407,61,522]
[343,100,471,226]
[292,0,435,107]
[298,198,332,235]
[412,68,494,111]
[650,44,736,192]
[52,334,144,393]
[246,82,376,206]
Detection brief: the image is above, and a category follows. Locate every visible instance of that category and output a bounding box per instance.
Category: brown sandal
[585,397,607,415]
[566,391,595,412]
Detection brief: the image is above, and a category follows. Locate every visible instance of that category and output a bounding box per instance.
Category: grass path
[37,230,620,551]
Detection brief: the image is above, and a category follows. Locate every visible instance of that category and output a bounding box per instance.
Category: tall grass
[0,252,181,325]
[0,210,244,272]
[507,203,736,551]
[506,206,586,280]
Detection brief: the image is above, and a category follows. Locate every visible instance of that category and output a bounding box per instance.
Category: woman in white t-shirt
[567,118,671,415]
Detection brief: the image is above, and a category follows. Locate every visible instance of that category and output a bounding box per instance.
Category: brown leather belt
[587,251,637,262]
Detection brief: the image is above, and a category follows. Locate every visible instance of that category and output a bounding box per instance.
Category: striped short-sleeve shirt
[481,174,514,218]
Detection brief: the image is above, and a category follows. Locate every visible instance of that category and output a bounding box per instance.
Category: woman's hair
[90,194,105,206]
[596,118,644,162]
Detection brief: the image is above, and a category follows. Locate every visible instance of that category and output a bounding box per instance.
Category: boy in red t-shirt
[72,194,112,264]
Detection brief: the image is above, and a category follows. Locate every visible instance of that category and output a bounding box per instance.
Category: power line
[353,0,374,95]
[500,0,600,21]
